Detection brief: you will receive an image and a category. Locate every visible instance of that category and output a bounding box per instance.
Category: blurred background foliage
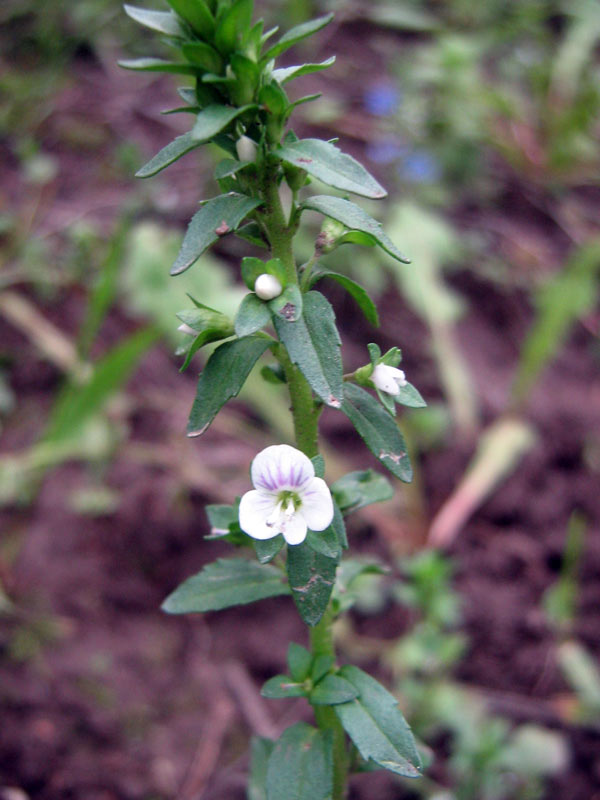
[1,0,599,797]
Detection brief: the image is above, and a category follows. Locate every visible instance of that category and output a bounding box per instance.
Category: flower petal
[372,363,406,395]
[239,489,281,540]
[300,477,334,532]
[251,444,314,493]
[281,513,307,546]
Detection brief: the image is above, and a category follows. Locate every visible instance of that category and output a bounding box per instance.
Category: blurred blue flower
[365,137,405,165]
[363,82,401,116]
[399,151,441,183]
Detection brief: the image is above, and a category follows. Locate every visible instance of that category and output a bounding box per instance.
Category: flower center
[265,490,301,531]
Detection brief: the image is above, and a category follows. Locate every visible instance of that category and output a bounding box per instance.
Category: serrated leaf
[310,268,379,326]
[302,196,409,264]
[165,0,215,37]
[310,674,359,705]
[171,193,262,276]
[261,675,307,699]
[191,103,256,142]
[124,5,185,37]
[249,737,274,800]
[162,558,290,613]
[235,294,271,337]
[276,139,385,199]
[335,665,421,778]
[287,642,312,682]
[262,13,334,61]
[266,724,333,800]
[135,133,201,178]
[253,534,285,564]
[187,335,272,436]
[341,383,412,482]
[118,58,197,74]
[272,57,335,85]
[273,291,342,408]
[269,283,302,322]
[331,469,394,514]
[287,542,337,626]
[182,41,223,72]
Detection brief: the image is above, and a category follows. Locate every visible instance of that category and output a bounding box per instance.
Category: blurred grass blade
[428,417,536,547]
[543,511,586,631]
[557,640,600,719]
[43,326,160,445]
[512,239,600,406]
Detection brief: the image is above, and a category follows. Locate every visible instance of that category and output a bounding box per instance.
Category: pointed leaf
[162,558,290,613]
[236,222,269,249]
[124,5,185,37]
[171,193,262,276]
[302,196,410,263]
[341,383,412,482]
[235,294,271,337]
[272,57,335,85]
[276,139,385,199]
[182,41,223,73]
[136,133,201,178]
[187,335,272,436]
[165,0,215,37]
[261,675,308,699]
[394,382,426,408]
[287,643,312,682]
[266,723,333,800]
[331,469,394,514]
[214,158,252,179]
[269,283,302,322]
[287,542,337,626]
[254,534,285,564]
[335,665,421,778]
[191,103,257,142]
[118,58,197,74]
[214,0,253,54]
[306,526,340,560]
[273,291,342,408]
[262,13,334,61]
[311,655,334,683]
[310,268,379,326]
[310,674,359,706]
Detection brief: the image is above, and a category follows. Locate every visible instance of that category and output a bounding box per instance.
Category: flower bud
[254,273,283,301]
[236,135,257,163]
[372,363,407,396]
[177,323,197,336]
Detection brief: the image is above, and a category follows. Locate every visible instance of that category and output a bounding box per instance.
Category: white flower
[372,363,407,395]
[177,323,197,336]
[236,135,257,162]
[254,273,283,301]
[239,444,334,546]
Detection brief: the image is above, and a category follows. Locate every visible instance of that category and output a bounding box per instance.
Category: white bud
[254,273,283,301]
[372,363,407,395]
[177,323,197,336]
[236,135,257,163]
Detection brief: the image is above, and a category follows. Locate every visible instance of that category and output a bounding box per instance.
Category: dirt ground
[1,13,600,800]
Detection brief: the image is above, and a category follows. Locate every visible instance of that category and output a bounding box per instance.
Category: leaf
[249,737,274,800]
[214,0,253,54]
[254,534,285,564]
[118,58,197,75]
[287,542,337,626]
[273,291,342,409]
[311,655,334,683]
[205,503,237,535]
[214,158,252,180]
[191,103,256,142]
[181,41,223,73]
[171,193,262,276]
[272,57,335,85]
[43,327,160,445]
[187,335,272,436]
[394,382,426,409]
[310,674,359,706]
[306,526,340,560]
[177,303,235,370]
[302,196,409,263]
[335,665,421,778]
[276,139,385,199]
[235,294,271,337]
[332,559,387,614]
[135,133,201,178]
[266,723,333,800]
[162,558,290,613]
[236,222,269,249]
[124,5,185,37]
[261,675,307,699]
[165,0,215,38]
[341,383,412,482]
[310,268,379,326]
[287,642,312,682]
[262,13,334,61]
[269,283,302,323]
[331,469,393,514]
